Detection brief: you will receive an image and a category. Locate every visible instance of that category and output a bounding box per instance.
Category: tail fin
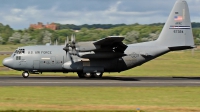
[157,0,194,50]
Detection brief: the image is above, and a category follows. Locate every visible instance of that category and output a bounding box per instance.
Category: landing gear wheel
[77,72,85,78]
[22,71,29,78]
[84,73,92,78]
[93,72,103,78]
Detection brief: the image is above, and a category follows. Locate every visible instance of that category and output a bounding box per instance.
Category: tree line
[56,24,127,30]
[57,22,200,30]
[0,22,200,45]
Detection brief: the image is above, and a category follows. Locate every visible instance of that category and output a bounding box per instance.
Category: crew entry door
[19,60,27,69]
[33,60,40,70]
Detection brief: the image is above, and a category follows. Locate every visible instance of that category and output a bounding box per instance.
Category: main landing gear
[77,72,103,78]
[22,71,29,78]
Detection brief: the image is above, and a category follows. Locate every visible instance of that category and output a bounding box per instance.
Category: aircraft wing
[75,36,128,59]
[93,36,127,53]
[94,36,124,46]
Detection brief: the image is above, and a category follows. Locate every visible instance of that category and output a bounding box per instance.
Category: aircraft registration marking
[174,30,183,33]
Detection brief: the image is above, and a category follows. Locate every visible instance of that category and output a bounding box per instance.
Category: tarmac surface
[0,52,12,55]
[1,76,200,86]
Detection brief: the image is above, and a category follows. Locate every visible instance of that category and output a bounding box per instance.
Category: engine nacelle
[75,42,100,52]
[78,52,126,59]
[62,61,83,71]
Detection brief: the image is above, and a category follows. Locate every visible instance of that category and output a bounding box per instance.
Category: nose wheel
[22,71,29,78]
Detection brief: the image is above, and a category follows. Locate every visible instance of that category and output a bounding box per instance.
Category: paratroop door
[51,57,55,65]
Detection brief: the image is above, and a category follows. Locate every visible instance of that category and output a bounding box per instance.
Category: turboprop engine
[62,35,133,73]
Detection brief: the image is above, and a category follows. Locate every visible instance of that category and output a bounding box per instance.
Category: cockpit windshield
[14,49,25,54]
[12,49,25,57]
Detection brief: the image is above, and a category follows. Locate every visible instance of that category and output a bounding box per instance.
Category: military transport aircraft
[3,0,195,78]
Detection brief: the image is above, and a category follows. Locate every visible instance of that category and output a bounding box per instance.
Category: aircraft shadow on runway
[173,77,200,80]
[4,76,200,81]
[6,76,140,81]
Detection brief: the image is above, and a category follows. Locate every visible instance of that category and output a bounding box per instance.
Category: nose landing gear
[22,71,29,78]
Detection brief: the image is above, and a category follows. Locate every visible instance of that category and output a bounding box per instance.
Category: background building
[29,22,58,30]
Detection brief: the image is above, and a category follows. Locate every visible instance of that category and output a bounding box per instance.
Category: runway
[1,76,200,86]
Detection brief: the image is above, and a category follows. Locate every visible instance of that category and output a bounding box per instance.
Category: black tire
[93,73,103,78]
[77,72,85,78]
[22,71,29,78]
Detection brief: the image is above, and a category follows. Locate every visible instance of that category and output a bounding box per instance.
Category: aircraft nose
[3,57,13,68]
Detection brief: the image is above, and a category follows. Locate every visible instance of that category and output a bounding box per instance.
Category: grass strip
[0,87,200,112]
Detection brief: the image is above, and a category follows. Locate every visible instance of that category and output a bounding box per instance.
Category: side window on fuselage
[16,56,21,60]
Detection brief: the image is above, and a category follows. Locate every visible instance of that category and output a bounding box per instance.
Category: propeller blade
[65,36,69,46]
[67,36,69,44]
[66,52,71,61]
[71,34,73,43]
[71,34,75,44]
[73,34,76,44]
[66,52,74,63]
[63,46,69,51]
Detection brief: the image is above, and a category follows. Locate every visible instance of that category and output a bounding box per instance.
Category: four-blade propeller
[63,34,76,53]
[63,34,77,63]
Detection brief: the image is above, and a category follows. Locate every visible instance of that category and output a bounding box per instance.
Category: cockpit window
[15,49,25,54]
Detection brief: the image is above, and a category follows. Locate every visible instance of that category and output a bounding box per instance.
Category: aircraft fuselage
[3,42,170,74]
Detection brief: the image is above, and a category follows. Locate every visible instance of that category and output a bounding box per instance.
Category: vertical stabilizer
[157,0,194,50]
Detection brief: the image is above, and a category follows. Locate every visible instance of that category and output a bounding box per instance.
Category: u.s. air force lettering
[28,51,52,54]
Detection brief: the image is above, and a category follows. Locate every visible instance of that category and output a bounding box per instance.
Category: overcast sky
[0,0,199,29]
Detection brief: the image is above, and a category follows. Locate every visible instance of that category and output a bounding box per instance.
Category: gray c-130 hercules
[2,0,195,78]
